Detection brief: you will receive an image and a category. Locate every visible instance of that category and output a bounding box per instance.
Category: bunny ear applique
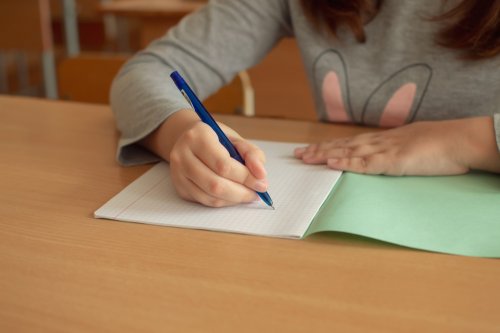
[314,51,432,127]
[361,64,432,127]
[313,49,354,123]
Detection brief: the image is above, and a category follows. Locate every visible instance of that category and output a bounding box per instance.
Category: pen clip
[180,89,195,110]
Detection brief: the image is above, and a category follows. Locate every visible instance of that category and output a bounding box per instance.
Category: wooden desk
[99,0,205,18]
[99,0,205,48]
[98,1,316,121]
[1,95,499,332]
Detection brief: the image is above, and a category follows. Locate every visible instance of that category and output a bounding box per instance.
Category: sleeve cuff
[117,141,161,166]
[494,114,500,153]
[114,110,174,166]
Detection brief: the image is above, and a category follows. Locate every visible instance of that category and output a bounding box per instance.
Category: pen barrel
[219,136,245,164]
[257,191,273,207]
[170,71,273,208]
[171,71,245,163]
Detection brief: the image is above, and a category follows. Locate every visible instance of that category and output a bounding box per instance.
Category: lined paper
[95,141,342,238]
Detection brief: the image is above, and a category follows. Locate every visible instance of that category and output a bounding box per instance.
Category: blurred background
[0,0,315,120]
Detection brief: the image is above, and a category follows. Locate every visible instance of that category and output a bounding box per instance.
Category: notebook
[95,140,500,258]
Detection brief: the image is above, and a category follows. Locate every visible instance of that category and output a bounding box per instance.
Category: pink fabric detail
[322,71,349,122]
[379,82,417,127]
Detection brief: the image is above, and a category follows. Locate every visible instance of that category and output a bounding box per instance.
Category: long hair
[300,0,500,59]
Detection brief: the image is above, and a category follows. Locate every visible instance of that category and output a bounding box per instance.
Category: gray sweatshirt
[110,0,500,166]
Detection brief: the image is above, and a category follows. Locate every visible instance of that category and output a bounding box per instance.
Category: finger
[174,172,238,208]
[181,149,259,203]
[232,140,267,180]
[327,154,390,175]
[294,143,322,158]
[245,154,267,181]
[294,146,307,158]
[328,132,381,148]
[170,156,197,203]
[171,149,247,207]
[314,133,382,154]
[218,124,268,180]
[170,171,195,203]
[294,133,381,159]
[191,139,268,192]
[301,139,348,156]
[302,144,385,164]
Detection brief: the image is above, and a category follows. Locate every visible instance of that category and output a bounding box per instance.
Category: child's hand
[294,117,500,176]
[169,121,268,207]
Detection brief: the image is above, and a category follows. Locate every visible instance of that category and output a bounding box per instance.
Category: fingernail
[328,158,339,165]
[255,180,268,192]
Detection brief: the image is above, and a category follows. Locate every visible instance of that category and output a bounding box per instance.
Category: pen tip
[271,204,275,210]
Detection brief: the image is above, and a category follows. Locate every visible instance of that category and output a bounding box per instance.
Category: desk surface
[1,95,499,332]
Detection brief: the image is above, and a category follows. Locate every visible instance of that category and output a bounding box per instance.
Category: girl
[111,0,500,207]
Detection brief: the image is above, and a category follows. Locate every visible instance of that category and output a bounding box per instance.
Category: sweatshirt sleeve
[494,114,500,153]
[110,0,293,166]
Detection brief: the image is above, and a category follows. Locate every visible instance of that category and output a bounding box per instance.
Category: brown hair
[300,0,500,59]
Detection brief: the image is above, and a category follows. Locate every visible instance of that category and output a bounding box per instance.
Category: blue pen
[170,71,274,209]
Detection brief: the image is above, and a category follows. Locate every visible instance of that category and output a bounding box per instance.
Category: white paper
[94,141,342,238]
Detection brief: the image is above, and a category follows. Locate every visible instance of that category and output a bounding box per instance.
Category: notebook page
[95,141,341,238]
[307,172,500,257]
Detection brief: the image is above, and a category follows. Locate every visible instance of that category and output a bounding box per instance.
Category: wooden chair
[0,0,58,98]
[205,70,255,117]
[57,53,255,116]
[58,53,127,103]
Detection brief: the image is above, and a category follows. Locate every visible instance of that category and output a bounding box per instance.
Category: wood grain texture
[1,96,499,333]
[0,0,53,51]
[99,0,204,18]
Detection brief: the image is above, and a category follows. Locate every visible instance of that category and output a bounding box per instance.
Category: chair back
[0,0,53,52]
[0,0,58,98]
[205,71,254,116]
[58,53,255,116]
[58,53,127,103]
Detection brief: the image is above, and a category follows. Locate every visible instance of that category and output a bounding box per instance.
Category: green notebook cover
[306,172,500,257]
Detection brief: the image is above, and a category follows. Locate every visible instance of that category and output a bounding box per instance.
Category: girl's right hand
[169,120,269,207]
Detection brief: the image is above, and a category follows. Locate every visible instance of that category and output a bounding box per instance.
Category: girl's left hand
[294,117,500,176]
